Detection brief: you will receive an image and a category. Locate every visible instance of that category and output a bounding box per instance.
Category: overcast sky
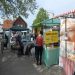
[1,0,75,29]
[26,0,75,28]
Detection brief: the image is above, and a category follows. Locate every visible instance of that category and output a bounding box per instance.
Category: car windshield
[22,34,30,42]
[22,36,26,39]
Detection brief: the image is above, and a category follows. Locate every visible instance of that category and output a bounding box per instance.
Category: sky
[0,0,75,29]
[26,0,75,28]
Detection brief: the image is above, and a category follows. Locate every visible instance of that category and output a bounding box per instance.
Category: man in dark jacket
[16,33,24,56]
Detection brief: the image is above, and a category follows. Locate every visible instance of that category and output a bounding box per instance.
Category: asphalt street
[0,42,65,75]
[0,50,42,75]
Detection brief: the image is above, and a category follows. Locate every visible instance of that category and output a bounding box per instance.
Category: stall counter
[42,47,59,68]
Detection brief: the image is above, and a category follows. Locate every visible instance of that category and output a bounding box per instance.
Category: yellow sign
[44,31,58,44]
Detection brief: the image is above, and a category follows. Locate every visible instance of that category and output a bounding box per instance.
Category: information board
[44,31,58,44]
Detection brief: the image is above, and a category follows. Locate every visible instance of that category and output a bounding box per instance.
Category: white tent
[0,25,3,33]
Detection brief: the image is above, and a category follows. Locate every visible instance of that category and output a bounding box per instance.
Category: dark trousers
[35,46,38,60]
[36,46,43,64]
[73,72,75,75]
[18,46,24,55]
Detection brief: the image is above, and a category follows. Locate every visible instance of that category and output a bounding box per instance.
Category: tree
[32,8,49,35]
[32,8,49,27]
[0,0,37,18]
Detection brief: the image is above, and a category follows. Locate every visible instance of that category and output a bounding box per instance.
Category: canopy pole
[65,17,67,58]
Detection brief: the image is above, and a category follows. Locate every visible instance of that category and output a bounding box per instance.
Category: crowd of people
[2,31,43,65]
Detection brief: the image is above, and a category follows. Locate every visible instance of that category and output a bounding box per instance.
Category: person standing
[16,32,24,56]
[36,31,43,65]
[4,34,8,48]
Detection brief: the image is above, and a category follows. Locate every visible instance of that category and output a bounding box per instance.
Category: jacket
[36,34,43,46]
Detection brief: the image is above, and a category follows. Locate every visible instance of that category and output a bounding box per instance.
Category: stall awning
[42,18,60,27]
[10,26,29,31]
[54,9,75,18]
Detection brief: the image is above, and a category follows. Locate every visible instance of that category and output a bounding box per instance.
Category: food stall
[57,10,75,75]
[10,26,30,49]
[42,18,60,68]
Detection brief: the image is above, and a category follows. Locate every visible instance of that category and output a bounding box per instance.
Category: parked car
[21,38,30,46]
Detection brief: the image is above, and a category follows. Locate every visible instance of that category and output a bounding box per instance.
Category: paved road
[0,42,65,75]
[0,41,41,75]
[0,51,42,75]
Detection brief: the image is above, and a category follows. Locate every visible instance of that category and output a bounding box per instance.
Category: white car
[10,36,16,44]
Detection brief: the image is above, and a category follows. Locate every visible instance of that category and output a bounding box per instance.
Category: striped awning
[54,9,75,18]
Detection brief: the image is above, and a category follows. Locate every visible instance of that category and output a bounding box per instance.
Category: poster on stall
[60,18,75,57]
[44,31,58,44]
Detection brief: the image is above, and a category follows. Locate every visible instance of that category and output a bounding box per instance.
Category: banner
[60,18,75,56]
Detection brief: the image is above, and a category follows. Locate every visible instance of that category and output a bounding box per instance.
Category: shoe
[39,63,42,65]
[37,63,39,65]
[39,62,42,65]
[36,62,39,65]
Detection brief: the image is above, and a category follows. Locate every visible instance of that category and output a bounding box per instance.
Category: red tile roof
[3,20,13,29]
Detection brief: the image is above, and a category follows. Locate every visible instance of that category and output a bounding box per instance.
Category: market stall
[42,18,60,68]
[9,26,30,50]
[57,9,75,75]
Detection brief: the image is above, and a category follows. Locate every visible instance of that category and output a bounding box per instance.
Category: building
[3,16,28,31]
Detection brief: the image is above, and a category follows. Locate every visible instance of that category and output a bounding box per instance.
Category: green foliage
[32,8,49,27]
[0,0,37,18]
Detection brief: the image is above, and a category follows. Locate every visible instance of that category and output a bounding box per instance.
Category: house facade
[13,16,27,28]
[3,16,27,31]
